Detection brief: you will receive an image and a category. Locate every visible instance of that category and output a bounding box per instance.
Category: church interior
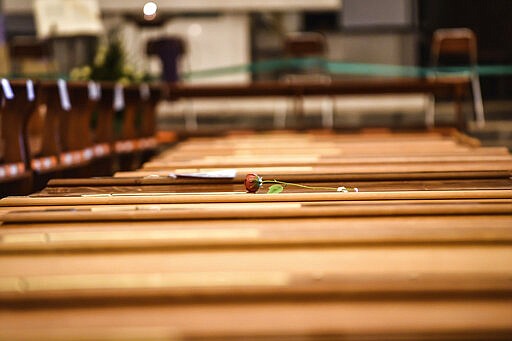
[0,0,511,339]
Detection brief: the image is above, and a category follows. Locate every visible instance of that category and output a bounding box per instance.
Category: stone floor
[465,101,512,151]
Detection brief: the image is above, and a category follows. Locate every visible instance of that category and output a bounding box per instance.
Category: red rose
[244,173,262,193]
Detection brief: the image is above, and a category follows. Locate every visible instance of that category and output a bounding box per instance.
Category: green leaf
[267,184,284,194]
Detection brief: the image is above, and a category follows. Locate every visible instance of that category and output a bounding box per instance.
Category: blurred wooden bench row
[0,79,163,197]
[1,73,475,197]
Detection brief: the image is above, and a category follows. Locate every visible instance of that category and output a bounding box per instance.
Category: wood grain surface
[1,129,511,340]
[0,215,511,252]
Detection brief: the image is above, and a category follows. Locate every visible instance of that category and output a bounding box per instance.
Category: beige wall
[106,14,250,84]
[164,14,250,83]
[326,32,418,66]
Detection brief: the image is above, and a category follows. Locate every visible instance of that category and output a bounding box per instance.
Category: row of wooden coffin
[0,128,511,340]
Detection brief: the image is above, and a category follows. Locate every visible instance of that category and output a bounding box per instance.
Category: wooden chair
[8,36,53,75]
[430,28,485,128]
[0,79,36,196]
[282,32,333,129]
[284,31,327,58]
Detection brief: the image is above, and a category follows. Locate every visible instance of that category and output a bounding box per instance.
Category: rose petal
[244,173,262,193]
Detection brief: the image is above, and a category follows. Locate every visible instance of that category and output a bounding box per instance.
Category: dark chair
[284,31,327,58]
[8,36,53,75]
[146,37,186,83]
[430,28,485,128]
[282,32,332,129]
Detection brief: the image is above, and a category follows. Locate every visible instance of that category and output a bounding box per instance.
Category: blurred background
[1,0,511,146]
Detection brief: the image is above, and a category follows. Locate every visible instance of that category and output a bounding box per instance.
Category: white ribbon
[88,81,101,101]
[113,83,125,111]
[140,83,150,101]
[57,79,71,111]
[26,79,35,102]
[1,78,14,100]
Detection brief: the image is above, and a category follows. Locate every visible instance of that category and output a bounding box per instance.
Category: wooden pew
[94,82,120,175]
[114,83,164,171]
[166,77,471,129]
[98,82,164,173]
[58,81,99,178]
[29,81,96,189]
[115,84,140,171]
[0,79,36,197]
[137,83,163,164]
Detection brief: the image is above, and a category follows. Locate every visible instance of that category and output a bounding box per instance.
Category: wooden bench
[1,79,162,193]
[114,83,163,170]
[0,79,36,197]
[166,77,471,129]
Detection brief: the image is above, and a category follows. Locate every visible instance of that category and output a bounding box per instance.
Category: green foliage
[267,184,284,194]
[70,38,150,84]
[90,39,125,81]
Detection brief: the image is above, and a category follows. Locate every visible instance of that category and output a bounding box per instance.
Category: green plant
[70,38,148,84]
